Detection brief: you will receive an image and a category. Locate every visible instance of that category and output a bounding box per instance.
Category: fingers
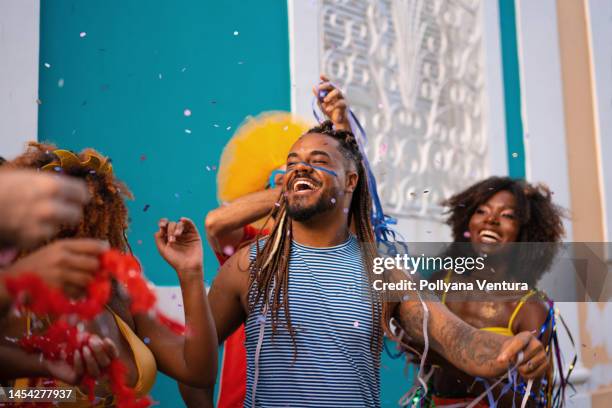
[81,345,101,378]
[102,337,119,359]
[73,349,84,380]
[518,349,549,378]
[497,332,531,364]
[39,199,84,228]
[167,221,178,243]
[323,88,341,103]
[61,238,110,256]
[88,335,111,368]
[54,176,91,206]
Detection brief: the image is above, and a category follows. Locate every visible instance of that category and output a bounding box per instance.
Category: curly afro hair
[443,176,566,285]
[7,142,133,252]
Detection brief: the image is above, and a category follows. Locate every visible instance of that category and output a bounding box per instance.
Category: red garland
[4,249,187,408]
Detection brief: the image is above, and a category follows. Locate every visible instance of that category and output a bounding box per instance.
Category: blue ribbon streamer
[312,82,404,252]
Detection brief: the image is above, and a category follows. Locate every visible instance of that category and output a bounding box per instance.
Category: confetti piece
[379,143,387,155]
[463,231,471,238]
[223,246,235,256]
[331,198,336,204]
[185,129,192,134]
[143,204,150,212]
[274,202,281,207]
[140,155,146,161]
[213,124,219,128]
[158,73,163,79]
[402,294,410,302]
[423,189,429,194]
[143,337,150,344]
[210,100,217,104]
[181,67,187,72]
[353,321,359,328]
[212,165,217,170]
[137,240,142,245]
[512,152,518,158]
[58,78,65,88]
[44,62,51,68]
[226,126,232,131]
[343,208,349,214]
[36,99,42,105]
[79,32,87,38]
[206,166,211,171]
[183,108,192,117]
[177,304,183,308]
[171,294,177,300]
[238,61,244,65]
[283,126,289,131]
[233,30,239,36]
[174,193,180,199]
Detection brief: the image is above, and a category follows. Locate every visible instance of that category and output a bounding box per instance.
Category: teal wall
[39,1,412,406]
[39,1,290,405]
[498,0,527,178]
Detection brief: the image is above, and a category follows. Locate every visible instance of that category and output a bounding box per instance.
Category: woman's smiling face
[468,190,520,249]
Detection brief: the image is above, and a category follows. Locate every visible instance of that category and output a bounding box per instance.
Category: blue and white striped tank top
[244,235,382,407]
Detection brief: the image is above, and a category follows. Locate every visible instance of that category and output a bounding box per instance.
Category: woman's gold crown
[40,149,113,175]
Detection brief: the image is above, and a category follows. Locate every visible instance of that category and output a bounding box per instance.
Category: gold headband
[40,149,113,175]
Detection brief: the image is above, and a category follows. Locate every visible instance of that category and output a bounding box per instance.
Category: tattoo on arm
[397,301,504,376]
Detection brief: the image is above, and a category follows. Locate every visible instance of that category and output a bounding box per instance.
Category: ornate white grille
[320,0,488,220]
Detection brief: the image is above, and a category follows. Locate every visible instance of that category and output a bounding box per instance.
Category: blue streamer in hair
[312,82,405,254]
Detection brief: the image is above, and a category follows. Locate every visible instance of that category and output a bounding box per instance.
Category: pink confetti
[137,240,143,245]
[463,231,471,238]
[353,321,359,328]
[183,108,192,117]
[140,155,146,161]
[223,246,235,256]
[79,32,87,38]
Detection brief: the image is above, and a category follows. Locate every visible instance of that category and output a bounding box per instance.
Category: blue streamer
[312,81,405,253]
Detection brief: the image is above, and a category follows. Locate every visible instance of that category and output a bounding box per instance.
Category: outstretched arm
[394,298,549,379]
[205,186,281,254]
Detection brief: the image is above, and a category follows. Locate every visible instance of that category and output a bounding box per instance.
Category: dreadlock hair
[442,176,566,286]
[7,142,133,252]
[248,120,385,359]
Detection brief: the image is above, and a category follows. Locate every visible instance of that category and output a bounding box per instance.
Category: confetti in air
[79,32,87,38]
[44,63,51,68]
[233,30,239,36]
[185,129,192,134]
[512,152,519,158]
[223,246,235,256]
[137,240,142,245]
[353,321,359,328]
[463,231,471,238]
[143,337,150,345]
[57,78,65,88]
[183,109,192,117]
[143,204,150,212]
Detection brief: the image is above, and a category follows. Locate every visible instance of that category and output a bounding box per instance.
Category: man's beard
[287,188,338,222]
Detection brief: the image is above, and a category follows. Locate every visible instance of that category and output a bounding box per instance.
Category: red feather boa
[4,249,186,408]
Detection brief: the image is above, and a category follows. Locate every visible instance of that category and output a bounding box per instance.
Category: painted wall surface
[38,1,290,405]
[0,0,39,159]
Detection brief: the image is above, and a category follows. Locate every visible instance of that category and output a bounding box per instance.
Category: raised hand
[0,170,90,249]
[313,74,351,131]
[154,218,203,279]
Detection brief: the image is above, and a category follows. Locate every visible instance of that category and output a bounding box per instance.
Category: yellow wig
[217,111,312,203]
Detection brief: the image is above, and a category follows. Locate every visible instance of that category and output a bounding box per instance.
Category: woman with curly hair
[0,142,217,406]
[425,176,565,407]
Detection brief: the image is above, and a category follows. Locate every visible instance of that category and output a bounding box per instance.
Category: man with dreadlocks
[200,119,549,407]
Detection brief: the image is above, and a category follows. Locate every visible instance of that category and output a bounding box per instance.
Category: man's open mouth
[291,178,320,194]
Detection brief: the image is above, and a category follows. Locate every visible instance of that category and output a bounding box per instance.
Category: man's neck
[291,210,350,248]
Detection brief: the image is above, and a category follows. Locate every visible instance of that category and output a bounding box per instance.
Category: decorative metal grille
[320,0,488,220]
